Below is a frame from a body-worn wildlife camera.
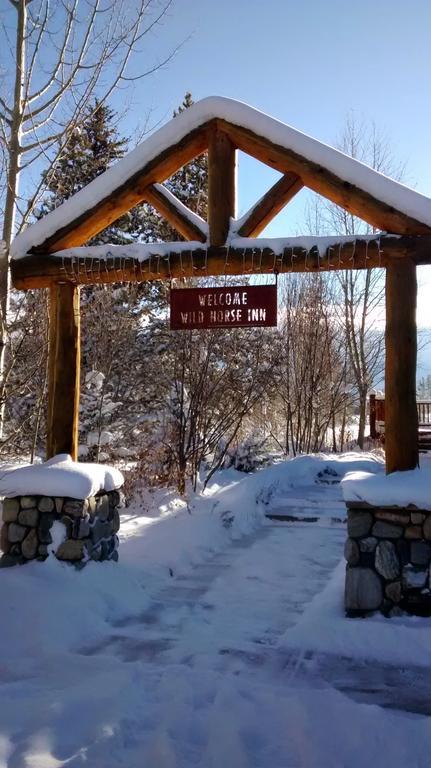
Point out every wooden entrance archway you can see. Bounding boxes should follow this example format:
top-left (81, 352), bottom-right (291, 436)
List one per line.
top-left (10, 97), bottom-right (431, 474)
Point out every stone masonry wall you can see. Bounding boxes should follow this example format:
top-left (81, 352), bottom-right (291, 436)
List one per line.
top-left (0, 490), bottom-right (122, 567)
top-left (345, 501), bottom-right (431, 616)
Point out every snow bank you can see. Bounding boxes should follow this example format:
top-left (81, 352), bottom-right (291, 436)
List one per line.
top-left (1, 454), bottom-right (430, 767)
top-left (342, 467), bottom-right (431, 509)
top-left (235, 452), bottom-right (383, 496)
top-left (0, 454), bottom-right (124, 500)
top-left (11, 96), bottom-right (431, 258)
top-left (120, 469), bottom-right (267, 581)
top-left (0, 454), bottom-right (384, 669)
top-left (0, 465), bottom-right (270, 658)
top-left (0, 550), bottom-right (150, 660)
top-left (283, 561), bottom-right (431, 668)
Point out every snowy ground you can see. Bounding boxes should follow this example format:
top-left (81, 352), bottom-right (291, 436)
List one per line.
top-left (1, 453), bottom-right (431, 767)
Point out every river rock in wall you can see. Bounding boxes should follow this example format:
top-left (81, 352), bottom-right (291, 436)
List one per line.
top-left (347, 512), bottom-right (373, 538)
top-left (375, 541), bottom-right (400, 580)
top-left (345, 567), bottom-right (383, 611)
top-left (344, 538), bottom-right (360, 565)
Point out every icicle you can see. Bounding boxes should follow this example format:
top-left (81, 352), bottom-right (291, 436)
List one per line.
top-left (226, 244), bottom-right (231, 272)
top-left (350, 239), bottom-right (356, 265)
top-left (147, 251), bottom-right (152, 278)
top-left (138, 256), bottom-right (144, 283)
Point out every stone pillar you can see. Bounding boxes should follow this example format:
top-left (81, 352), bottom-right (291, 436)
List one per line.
top-left (345, 501), bottom-right (431, 616)
top-left (0, 489), bottom-right (122, 567)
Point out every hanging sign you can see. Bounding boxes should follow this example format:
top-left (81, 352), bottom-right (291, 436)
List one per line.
top-left (170, 284), bottom-right (277, 330)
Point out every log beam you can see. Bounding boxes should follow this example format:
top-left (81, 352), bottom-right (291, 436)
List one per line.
top-left (207, 126), bottom-right (236, 246)
top-left (236, 172), bottom-right (303, 237)
top-left (385, 258), bottom-right (418, 473)
top-left (11, 237), bottom-right (431, 290)
top-left (218, 119), bottom-right (431, 236)
top-left (47, 283), bottom-right (80, 460)
top-left (143, 183), bottom-right (207, 242)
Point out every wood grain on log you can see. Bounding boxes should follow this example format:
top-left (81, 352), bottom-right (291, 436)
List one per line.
top-left (207, 126), bottom-right (236, 246)
top-left (385, 258), bottom-right (418, 472)
top-left (236, 172), bottom-right (303, 237)
top-left (46, 283), bottom-right (80, 460)
top-left (31, 126), bottom-right (209, 254)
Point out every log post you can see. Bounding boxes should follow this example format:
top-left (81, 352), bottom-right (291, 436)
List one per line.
top-left (47, 283), bottom-right (81, 460)
top-left (207, 126), bottom-right (236, 247)
top-left (385, 258), bottom-right (418, 473)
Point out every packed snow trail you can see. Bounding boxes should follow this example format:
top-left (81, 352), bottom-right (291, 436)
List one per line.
top-left (81, 521), bottom-right (345, 667)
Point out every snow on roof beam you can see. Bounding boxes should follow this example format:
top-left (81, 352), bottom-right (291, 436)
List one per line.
top-left (144, 183), bottom-right (207, 243)
top-left (11, 235), bottom-right (431, 290)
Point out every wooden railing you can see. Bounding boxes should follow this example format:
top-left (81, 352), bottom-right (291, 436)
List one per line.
top-left (370, 394), bottom-right (431, 438)
top-left (418, 401), bottom-right (431, 426)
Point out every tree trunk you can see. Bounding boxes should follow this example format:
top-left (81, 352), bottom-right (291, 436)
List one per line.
top-left (332, 411), bottom-right (337, 452)
top-left (0, 0), bottom-right (27, 439)
top-left (357, 388), bottom-right (367, 449)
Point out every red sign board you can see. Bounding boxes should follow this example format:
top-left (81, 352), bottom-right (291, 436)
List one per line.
top-left (170, 285), bottom-right (277, 330)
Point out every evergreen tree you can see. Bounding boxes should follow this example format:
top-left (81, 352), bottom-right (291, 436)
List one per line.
top-left (40, 99), bottom-right (133, 244)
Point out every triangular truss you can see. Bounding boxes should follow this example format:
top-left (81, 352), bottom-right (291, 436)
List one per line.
top-left (11, 97), bottom-right (431, 264)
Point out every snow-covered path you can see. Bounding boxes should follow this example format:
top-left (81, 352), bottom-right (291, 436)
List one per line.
top-left (3, 456), bottom-right (431, 767)
top-left (81, 521), bottom-right (345, 669)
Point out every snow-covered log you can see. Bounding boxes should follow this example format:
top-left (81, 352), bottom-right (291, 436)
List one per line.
top-left (10, 235), bottom-right (431, 289)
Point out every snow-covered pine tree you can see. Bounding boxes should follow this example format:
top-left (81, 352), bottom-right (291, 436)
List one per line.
top-left (40, 99), bottom-right (133, 244)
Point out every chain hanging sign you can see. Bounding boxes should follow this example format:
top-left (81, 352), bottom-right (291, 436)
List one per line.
top-left (170, 284), bottom-right (277, 330)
